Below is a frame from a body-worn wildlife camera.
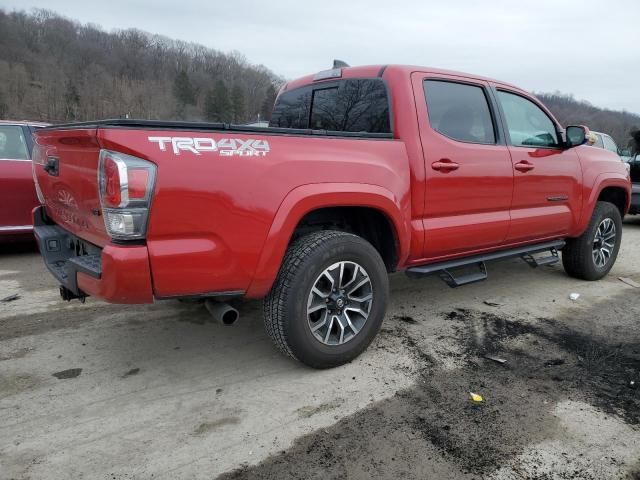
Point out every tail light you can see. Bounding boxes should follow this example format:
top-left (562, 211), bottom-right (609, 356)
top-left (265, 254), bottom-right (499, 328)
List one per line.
top-left (98, 150), bottom-right (156, 240)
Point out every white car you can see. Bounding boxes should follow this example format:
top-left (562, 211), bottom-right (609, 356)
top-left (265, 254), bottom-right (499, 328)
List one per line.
top-left (589, 131), bottom-right (621, 156)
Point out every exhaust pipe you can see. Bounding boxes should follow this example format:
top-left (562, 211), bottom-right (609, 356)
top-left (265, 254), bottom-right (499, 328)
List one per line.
top-left (205, 300), bottom-right (239, 325)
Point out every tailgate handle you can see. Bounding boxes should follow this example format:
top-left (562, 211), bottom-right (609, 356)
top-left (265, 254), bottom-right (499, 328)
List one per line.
top-left (44, 156), bottom-right (59, 177)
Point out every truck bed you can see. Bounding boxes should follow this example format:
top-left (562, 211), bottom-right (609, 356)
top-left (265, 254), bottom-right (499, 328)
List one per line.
top-left (32, 118), bottom-right (409, 300)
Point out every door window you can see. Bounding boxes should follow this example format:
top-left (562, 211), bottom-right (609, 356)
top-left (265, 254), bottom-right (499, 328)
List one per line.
top-left (497, 91), bottom-right (559, 148)
top-left (423, 80), bottom-right (495, 144)
top-left (0, 126), bottom-right (29, 160)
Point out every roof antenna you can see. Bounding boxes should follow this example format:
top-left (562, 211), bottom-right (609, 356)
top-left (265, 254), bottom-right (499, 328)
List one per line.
top-left (333, 59), bottom-right (350, 68)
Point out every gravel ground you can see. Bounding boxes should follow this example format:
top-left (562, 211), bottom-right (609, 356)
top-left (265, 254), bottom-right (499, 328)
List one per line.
top-left (1, 217), bottom-right (639, 479)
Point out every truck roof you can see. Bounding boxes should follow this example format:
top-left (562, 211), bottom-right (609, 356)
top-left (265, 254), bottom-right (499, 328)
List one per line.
top-left (284, 64), bottom-right (523, 93)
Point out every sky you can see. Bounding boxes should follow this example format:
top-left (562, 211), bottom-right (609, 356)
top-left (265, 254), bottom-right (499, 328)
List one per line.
top-left (2, 0), bottom-right (639, 114)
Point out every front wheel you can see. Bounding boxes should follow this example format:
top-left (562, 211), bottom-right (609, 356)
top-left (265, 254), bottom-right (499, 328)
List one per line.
top-left (562, 201), bottom-right (622, 280)
top-left (263, 230), bottom-right (389, 369)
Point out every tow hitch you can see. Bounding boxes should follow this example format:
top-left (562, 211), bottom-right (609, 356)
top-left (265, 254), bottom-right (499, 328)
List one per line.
top-left (59, 285), bottom-right (86, 303)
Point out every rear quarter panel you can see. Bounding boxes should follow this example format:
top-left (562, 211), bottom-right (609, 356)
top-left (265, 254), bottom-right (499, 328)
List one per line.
top-left (97, 129), bottom-right (410, 298)
top-left (0, 158), bottom-right (39, 234)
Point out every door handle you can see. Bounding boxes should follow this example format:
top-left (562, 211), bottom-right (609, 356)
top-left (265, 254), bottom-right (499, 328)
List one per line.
top-left (432, 159), bottom-right (460, 172)
top-left (514, 161), bottom-right (534, 172)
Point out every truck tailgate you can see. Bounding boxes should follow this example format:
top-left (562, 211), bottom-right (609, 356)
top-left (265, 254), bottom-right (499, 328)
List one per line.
top-left (33, 128), bottom-right (110, 247)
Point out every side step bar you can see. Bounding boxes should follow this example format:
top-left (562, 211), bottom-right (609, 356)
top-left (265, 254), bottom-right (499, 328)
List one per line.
top-left (406, 240), bottom-right (565, 288)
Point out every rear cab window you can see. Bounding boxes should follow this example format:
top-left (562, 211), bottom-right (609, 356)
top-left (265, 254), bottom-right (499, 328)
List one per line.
top-left (423, 80), bottom-right (496, 144)
top-left (0, 125), bottom-right (30, 160)
top-left (270, 79), bottom-right (391, 134)
top-left (269, 88), bottom-right (312, 129)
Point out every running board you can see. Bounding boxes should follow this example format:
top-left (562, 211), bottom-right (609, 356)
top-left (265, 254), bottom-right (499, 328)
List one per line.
top-left (406, 240), bottom-right (565, 288)
top-left (521, 249), bottom-right (560, 268)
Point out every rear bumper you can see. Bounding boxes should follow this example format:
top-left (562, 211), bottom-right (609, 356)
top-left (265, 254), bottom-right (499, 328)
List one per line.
top-left (0, 226), bottom-right (34, 244)
top-left (0, 225), bottom-right (33, 234)
top-left (33, 206), bottom-right (154, 303)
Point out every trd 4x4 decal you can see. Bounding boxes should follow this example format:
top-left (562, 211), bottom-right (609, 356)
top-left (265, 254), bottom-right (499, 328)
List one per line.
top-left (148, 137), bottom-right (270, 157)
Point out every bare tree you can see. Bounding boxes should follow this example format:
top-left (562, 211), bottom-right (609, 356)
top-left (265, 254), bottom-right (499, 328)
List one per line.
top-left (537, 92), bottom-right (640, 148)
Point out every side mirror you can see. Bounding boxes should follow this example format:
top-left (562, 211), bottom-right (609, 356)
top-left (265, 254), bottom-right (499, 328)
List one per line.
top-left (566, 125), bottom-right (590, 148)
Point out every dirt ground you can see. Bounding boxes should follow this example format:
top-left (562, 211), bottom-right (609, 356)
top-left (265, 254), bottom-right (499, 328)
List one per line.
top-left (1, 218), bottom-right (640, 479)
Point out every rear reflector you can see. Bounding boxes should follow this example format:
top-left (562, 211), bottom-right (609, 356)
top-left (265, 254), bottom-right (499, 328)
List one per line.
top-left (104, 210), bottom-right (149, 237)
top-left (127, 169), bottom-right (150, 200)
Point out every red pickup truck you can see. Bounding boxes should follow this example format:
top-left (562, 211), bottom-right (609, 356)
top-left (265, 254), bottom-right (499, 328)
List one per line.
top-left (32, 64), bottom-right (631, 368)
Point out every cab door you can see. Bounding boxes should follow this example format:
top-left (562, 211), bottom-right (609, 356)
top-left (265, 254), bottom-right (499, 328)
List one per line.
top-left (0, 125), bottom-right (39, 231)
top-left (492, 88), bottom-right (582, 242)
top-left (411, 73), bottom-right (514, 259)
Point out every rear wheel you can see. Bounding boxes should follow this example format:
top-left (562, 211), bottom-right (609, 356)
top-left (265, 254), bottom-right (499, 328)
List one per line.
top-left (562, 201), bottom-right (622, 280)
top-left (263, 230), bottom-right (389, 368)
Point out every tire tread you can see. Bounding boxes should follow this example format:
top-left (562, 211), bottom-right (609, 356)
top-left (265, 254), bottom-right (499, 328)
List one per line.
top-left (562, 201), bottom-right (622, 280)
top-left (263, 230), bottom-right (355, 360)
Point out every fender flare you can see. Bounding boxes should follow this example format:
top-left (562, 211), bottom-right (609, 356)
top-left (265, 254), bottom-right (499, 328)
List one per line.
top-left (245, 182), bottom-right (411, 297)
top-left (577, 173), bottom-right (631, 234)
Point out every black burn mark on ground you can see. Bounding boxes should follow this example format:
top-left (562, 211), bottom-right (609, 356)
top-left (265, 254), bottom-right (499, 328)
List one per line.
top-left (394, 314), bottom-right (417, 324)
top-left (448, 307), bottom-right (640, 426)
top-left (52, 368), bottom-right (82, 379)
top-left (121, 367), bottom-right (140, 378)
top-left (218, 292), bottom-right (640, 479)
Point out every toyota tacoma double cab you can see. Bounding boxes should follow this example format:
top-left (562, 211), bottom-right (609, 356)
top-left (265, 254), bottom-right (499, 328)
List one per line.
top-left (32, 64), bottom-right (631, 368)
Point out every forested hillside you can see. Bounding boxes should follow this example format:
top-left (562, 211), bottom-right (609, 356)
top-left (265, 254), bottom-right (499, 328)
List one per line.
top-left (0, 9), bottom-right (281, 123)
top-left (537, 93), bottom-right (640, 149)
